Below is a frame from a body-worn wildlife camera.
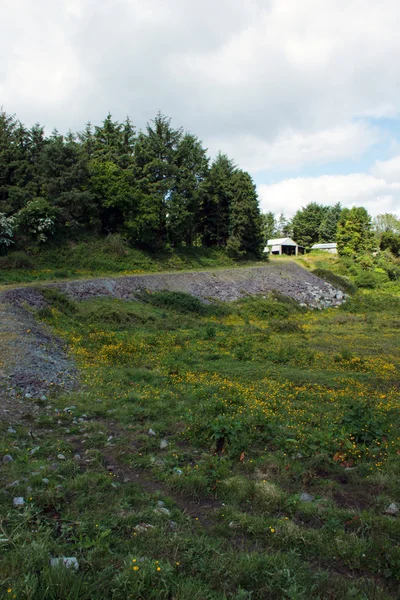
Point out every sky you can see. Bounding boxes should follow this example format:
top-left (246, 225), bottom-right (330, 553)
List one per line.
top-left (1, 0), bottom-right (400, 218)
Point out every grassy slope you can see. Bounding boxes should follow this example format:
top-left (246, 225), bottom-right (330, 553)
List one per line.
top-left (0, 254), bottom-right (399, 599)
top-left (0, 237), bottom-right (264, 286)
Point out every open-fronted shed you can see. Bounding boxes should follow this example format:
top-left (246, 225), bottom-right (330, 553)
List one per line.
top-left (264, 237), bottom-right (304, 256)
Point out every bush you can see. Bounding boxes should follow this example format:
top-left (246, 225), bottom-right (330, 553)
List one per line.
top-left (8, 251), bottom-right (35, 269)
top-left (354, 271), bottom-right (380, 289)
top-left (312, 268), bottom-right (356, 294)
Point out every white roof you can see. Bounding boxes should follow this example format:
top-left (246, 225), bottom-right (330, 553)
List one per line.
top-left (312, 243), bottom-right (337, 249)
top-left (267, 237), bottom-right (298, 246)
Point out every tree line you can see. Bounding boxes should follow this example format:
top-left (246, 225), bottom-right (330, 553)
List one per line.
top-left (263, 203), bottom-right (400, 257)
top-left (0, 109), bottom-right (264, 258)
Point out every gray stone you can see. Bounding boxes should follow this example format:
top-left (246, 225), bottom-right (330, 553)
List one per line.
top-left (148, 428), bottom-right (156, 437)
top-left (385, 503), bottom-right (399, 516)
top-left (154, 507), bottom-right (170, 516)
top-left (2, 454), bottom-right (13, 463)
top-left (50, 557), bottom-right (79, 571)
top-left (133, 523), bottom-right (154, 533)
top-left (57, 454), bottom-right (66, 460)
top-left (7, 427), bottom-right (16, 434)
top-left (42, 478), bottom-right (50, 484)
top-left (169, 520), bottom-right (178, 530)
top-left (25, 393), bottom-right (32, 399)
top-left (13, 497), bottom-right (25, 507)
top-left (74, 453), bottom-right (81, 461)
top-left (30, 446), bottom-right (40, 455)
top-left (300, 493), bottom-right (315, 503)
top-left (6, 480), bottom-right (19, 488)
top-left (160, 438), bottom-right (168, 450)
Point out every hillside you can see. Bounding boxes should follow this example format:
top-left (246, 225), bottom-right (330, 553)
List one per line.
top-left (0, 255), bottom-right (399, 599)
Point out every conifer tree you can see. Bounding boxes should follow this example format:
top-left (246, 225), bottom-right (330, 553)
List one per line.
top-left (336, 207), bottom-right (374, 256)
top-left (226, 170), bottom-right (264, 258)
top-left (198, 153), bottom-right (235, 247)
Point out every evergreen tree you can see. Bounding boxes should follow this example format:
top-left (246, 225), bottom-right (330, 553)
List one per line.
top-left (41, 131), bottom-right (98, 232)
top-left (336, 207), bottom-right (374, 257)
top-left (226, 170), bottom-right (264, 258)
top-left (167, 133), bottom-right (209, 247)
top-left (276, 213), bottom-right (291, 237)
top-left (129, 113), bottom-right (182, 247)
top-left (199, 153), bottom-right (235, 247)
top-left (291, 202), bottom-right (328, 247)
top-left (261, 211), bottom-right (277, 244)
top-left (318, 202), bottom-right (342, 242)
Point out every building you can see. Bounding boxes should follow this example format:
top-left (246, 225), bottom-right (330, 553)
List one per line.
top-left (311, 243), bottom-right (337, 254)
top-left (264, 237), bottom-right (305, 256)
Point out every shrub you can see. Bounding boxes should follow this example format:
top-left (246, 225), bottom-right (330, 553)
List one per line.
top-left (0, 212), bottom-right (16, 249)
top-left (16, 198), bottom-right (56, 243)
top-left (3, 251), bottom-right (35, 269)
top-left (354, 271), bottom-right (379, 289)
top-left (312, 268), bottom-right (357, 294)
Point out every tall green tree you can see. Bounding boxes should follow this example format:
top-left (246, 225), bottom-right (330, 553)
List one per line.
top-left (291, 202), bottom-right (328, 247)
top-left (41, 131), bottom-right (98, 232)
top-left (318, 202), bottom-right (342, 242)
top-left (129, 113), bottom-right (183, 247)
top-left (373, 213), bottom-right (400, 235)
top-left (198, 153), bottom-right (236, 247)
top-left (336, 207), bottom-right (374, 257)
top-left (226, 170), bottom-right (264, 258)
top-left (261, 211), bottom-right (277, 244)
top-left (167, 133), bottom-right (208, 247)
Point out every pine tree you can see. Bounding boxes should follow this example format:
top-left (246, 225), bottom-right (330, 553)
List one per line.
top-left (198, 153), bottom-right (236, 247)
top-left (167, 133), bottom-right (208, 247)
top-left (128, 113), bottom-right (182, 248)
top-left (226, 170), bottom-right (264, 258)
top-left (261, 211), bottom-right (277, 244)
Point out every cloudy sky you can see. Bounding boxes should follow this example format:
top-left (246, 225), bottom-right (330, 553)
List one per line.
top-left (1, 0), bottom-right (400, 218)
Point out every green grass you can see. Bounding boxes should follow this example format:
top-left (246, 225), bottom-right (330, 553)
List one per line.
top-left (0, 258), bottom-right (400, 599)
top-left (0, 236), bottom-right (263, 286)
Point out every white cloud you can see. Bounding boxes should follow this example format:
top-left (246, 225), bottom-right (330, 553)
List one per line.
top-left (206, 122), bottom-right (382, 173)
top-left (258, 165), bottom-right (400, 218)
top-left (1, 0), bottom-right (400, 219)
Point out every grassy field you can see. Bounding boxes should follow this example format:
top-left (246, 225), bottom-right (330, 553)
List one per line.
top-left (0, 255), bottom-right (399, 599)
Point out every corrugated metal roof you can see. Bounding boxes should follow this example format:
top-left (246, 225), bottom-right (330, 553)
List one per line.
top-left (312, 243), bottom-right (337, 249)
top-left (267, 238), bottom-right (297, 246)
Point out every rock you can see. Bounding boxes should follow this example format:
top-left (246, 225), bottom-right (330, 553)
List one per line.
top-left (57, 454), bottom-right (66, 460)
top-left (385, 503), bottom-right (399, 516)
top-left (2, 454), bottom-right (13, 464)
top-left (73, 453), bottom-right (81, 461)
top-left (133, 523), bottom-right (154, 533)
top-left (6, 480), bottom-right (19, 488)
top-left (173, 468), bottom-right (183, 475)
top-left (300, 493), bottom-right (315, 503)
top-left (50, 557), bottom-right (79, 571)
top-left (154, 507), bottom-right (170, 516)
top-left (30, 446), bottom-right (40, 456)
top-left (160, 438), bottom-right (168, 450)
top-left (169, 520), bottom-right (178, 530)
top-left (42, 478), bottom-right (50, 484)
top-left (157, 500), bottom-right (165, 507)
top-left (148, 428), bottom-right (156, 437)
top-left (41, 395), bottom-right (47, 401)
top-left (7, 427), bottom-right (16, 434)
top-left (25, 393), bottom-right (32, 399)
top-left (229, 521), bottom-right (239, 529)
top-left (13, 497), bottom-right (25, 507)
top-left (64, 406), bottom-right (76, 413)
